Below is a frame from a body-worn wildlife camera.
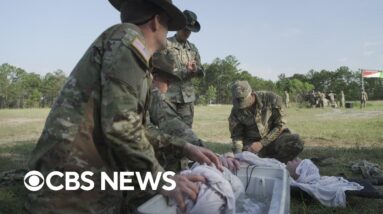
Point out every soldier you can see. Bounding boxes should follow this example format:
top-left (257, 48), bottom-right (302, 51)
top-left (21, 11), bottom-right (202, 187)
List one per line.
top-left (148, 51), bottom-right (239, 172)
top-left (361, 90), bottom-right (368, 108)
top-left (164, 10), bottom-right (204, 128)
top-left (284, 90), bottom-right (290, 108)
top-left (229, 81), bottom-right (303, 163)
top-left (340, 90), bottom-right (345, 108)
top-left (25, 1), bottom-right (221, 213)
top-left (318, 91), bottom-right (325, 108)
top-left (328, 91), bottom-right (337, 107)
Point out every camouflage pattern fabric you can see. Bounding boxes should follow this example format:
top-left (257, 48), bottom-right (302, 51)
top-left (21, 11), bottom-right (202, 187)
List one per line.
top-left (164, 35), bottom-right (205, 127)
top-left (360, 91), bottom-right (368, 108)
top-left (340, 91), bottom-right (345, 108)
top-left (229, 91), bottom-right (302, 162)
top-left (25, 23), bottom-right (171, 214)
top-left (148, 88), bottom-right (203, 171)
top-left (350, 160), bottom-right (383, 178)
top-left (258, 131), bottom-right (304, 163)
top-left (284, 91), bottom-right (290, 108)
top-left (318, 92), bottom-right (325, 108)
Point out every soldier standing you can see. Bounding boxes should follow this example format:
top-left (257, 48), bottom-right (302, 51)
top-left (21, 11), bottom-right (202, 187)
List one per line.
top-left (340, 90), bottom-right (345, 108)
top-left (25, 1), bottom-right (220, 213)
top-left (318, 91), bottom-right (325, 108)
top-left (328, 91), bottom-right (336, 107)
top-left (228, 81), bottom-right (303, 163)
top-left (149, 51), bottom-right (239, 172)
top-left (284, 90), bottom-right (290, 108)
top-left (164, 10), bottom-right (204, 128)
top-left (361, 90), bottom-right (368, 108)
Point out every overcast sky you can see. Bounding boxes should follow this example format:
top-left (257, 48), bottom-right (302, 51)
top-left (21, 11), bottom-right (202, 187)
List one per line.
top-left (1, 0), bottom-right (382, 80)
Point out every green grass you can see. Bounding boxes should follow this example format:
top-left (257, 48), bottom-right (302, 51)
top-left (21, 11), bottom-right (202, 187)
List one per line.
top-left (1, 102), bottom-right (383, 213)
top-left (0, 108), bottom-right (49, 146)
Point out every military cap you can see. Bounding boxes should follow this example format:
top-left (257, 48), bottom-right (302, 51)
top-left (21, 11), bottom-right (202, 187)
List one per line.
top-left (183, 10), bottom-right (201, 32)
top-left (109, 0), bottom-right (186, 31)
top-left (232, 80), bottom-right (253, 109)
top-left (151, 52), bottom-right (180, 82)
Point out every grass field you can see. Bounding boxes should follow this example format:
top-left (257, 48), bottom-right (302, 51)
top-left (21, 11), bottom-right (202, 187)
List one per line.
top-left (1, 101), bottom-right (383, 213)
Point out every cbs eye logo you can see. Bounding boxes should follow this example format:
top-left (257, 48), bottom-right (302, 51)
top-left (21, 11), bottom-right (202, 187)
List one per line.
top-left (24, 171), bottom-right (45, 191)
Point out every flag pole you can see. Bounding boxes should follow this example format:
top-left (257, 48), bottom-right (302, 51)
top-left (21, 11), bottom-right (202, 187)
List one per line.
top-left (360, 69), bottom-right (365, 91)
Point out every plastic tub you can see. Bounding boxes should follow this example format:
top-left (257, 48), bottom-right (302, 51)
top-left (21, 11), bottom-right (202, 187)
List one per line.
top-left (235, 164), bottom-right (290, 214)
top-left (137, 165), bottom-right (290, 214)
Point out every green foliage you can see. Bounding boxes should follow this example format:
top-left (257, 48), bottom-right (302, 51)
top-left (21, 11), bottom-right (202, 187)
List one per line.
top-left (198, 55), bottom-right (275, 104)
top-left (0, 64), bottom-right (67, 109)
top-left (205, 86), bottom-right (217, 104)
top-left (1, 58), bottom-right (382, 109)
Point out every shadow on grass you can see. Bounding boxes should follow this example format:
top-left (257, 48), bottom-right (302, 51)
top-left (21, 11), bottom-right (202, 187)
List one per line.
top-left (0, 141), bottom-right (35, 214)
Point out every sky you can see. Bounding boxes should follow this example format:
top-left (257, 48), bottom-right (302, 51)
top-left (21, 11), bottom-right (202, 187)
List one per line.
top-left (0, 0), bottom-right (382, 81)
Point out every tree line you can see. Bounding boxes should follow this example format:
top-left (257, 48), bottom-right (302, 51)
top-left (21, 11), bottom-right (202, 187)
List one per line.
top-left (1, 58), bottom-right (382, 108)
top-left (0, 63), bottom-right (67, 108)
top-left (194, 55), bottom-right (383, 105)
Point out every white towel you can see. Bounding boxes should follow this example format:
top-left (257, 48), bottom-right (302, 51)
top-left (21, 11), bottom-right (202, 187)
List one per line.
top-left (291, 159), bottom-right (364, 207)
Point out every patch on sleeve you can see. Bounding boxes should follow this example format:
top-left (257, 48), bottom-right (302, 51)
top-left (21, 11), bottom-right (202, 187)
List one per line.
top-left (131, 37), bottom-right (151, 65)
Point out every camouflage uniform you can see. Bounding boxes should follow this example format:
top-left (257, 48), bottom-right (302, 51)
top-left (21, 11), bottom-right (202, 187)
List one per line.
top-left (149, 52), bottom-right (203, 171)
top-left (148, 88), bottom-right (203, 171)
top-left (360, 91), bottom-right (368, 108)
top-left (229, 90), bottom-right (303, 163)
top-left (340, 91), bottom-right (345, 108)
top-left (284, 91), bottom-right (290, 108)
top-left (318, 92), bottom-right (325, 108)
top-left (25, 23), bottom-right (185, 214)
top-left (328, 92), bottom-right (336, 107)
top-left (165, 35), bottom-right (205, 127)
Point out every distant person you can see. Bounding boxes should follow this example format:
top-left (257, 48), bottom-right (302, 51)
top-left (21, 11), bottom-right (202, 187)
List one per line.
top-left (360, 90), bottom-right (368, 108)
top-left (164, 10), bottom-right (204, 128)
top-left (340, 90), bottom-right (345, 108)
top-left (328, 91), bottom-right (337, 107)
top-left (318, 92), bottom-right (325, 108)
top-left (284, 90), bottom-right (290, 108)
top-left (228, 80), bottom-right (303, 163)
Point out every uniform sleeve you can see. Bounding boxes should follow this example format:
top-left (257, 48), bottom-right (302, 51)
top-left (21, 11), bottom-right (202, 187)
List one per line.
top-left (145, 113), bottom-right (186, 159)
top-left (192, 45), bottom-right (205, 78)
top-left (260, 96), bottom-right (287, 146)
top-left (177, 44), bottom-right (205, 81)
top-left (100, 42), bottom-right (165, 183)
top-left (228, 110), bottom-right (245, 153)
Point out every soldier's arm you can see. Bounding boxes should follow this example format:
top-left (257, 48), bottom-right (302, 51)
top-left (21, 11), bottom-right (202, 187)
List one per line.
top-left (260, 96), bottom-right (287, 146)
top-left (177, 45), bottom-right (204, 80)
top-left (100, 45), bottom-right (166, 187)
top-left (229, 111), bottom-right (245, 153)
top-left (145, 113), bottom-right (186, 159)
top-left (192, 45), bottom-right (205, 78)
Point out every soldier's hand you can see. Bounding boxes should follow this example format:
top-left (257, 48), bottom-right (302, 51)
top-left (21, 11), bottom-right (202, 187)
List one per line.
top-left (219, 156), bottom-right (240, 173)
top-left (186, 61), bottom-right (197, 73)
top-left (248, 142), bottom-right (263, 153)
top-left (183, 143), bottom-right (223, 171)
top-left (160, 174), bottom-right (206, 212)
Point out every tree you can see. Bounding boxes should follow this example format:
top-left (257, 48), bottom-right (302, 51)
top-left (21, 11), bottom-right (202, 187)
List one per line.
top-left (205, 85), bottom-right (217, 104)
top-left (40, 70), bottom-right (67, 107)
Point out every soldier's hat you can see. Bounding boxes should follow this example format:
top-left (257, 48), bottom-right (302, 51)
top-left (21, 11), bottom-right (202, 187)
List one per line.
top-left (183, 10), bottom-right (201, 32)
top-left (151, 51), bottom-right (180, 82)
top-left (109, 0), bottom-right (186, 31)
top-left (232, 80), bottom-right (253, 109)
